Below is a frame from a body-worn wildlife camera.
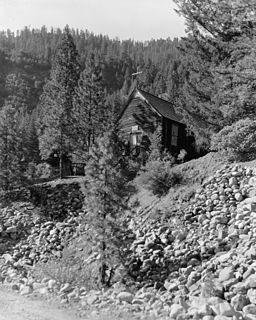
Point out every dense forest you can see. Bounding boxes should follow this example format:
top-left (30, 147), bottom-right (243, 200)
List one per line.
top-left (0, 0), bottom-right (256, 193)
top-left (0, 25), bottom-right (186, 188)
top-left (0, 26), bottom-right (182, 107)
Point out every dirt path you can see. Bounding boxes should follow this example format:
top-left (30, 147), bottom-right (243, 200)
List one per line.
top-left (0, 286), bottom-right (80, 320)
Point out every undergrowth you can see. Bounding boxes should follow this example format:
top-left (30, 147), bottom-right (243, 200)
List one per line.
top-left (32, 237), bottom-right (100, 290)
top-left (136, 158), bottom-right (182, 197)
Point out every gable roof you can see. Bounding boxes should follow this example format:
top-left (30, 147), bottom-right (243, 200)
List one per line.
top-left (135, 88), bottom-right (183, 124)
top-left (117, 87), bottom-right (184, 125)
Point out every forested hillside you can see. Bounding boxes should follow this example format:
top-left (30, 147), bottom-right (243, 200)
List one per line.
top-left (0, 26), bottom-right (182, 107)
top-left (0, 26), bottom-right (187, 190)
top-left (0, 0), bottom-right (256, 194)
top-left (2, 4), bottom-right (256, 318)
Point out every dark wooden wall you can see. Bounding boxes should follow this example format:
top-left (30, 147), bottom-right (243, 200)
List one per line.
top-left (162, 118), bottom-right (187, 154)
top-left (118, 98), bottom-right (160, 138)
top-left (119, 97), bottom-right (196, 158)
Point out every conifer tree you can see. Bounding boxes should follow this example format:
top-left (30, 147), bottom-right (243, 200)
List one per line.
top-left (215, 36), bottom-right (256, 124)
top-left (84, 127), bottom-right (129, 286)
top-left (20, 111), bottom-right (40, 164)
top-left (37, 26), bottom-right (81, 178)
top-left (173, 0), bottom-right (256, 40)
top-left (71, 54), bottom-right (109, 160)
top-left (172, 0), bottom-right (256, 149)
top-left (0, 103), bottom-right (25, 191)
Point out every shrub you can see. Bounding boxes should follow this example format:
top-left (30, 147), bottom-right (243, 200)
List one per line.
top-left (211, 118), bottom-right (256, 160)
top-left (136, 157), bottom-right (182, 197)
top-left (32, 241), bottom-right (100, 290)
top-left (35, 162), bottom-right (53, 179)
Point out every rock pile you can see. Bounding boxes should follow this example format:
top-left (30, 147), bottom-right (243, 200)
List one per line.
top-left (3, 164), bottom-right (256, 320)
top-left (29, 182), bottom-right (84, 220)
top-left (127, 165), bottom-right (256, 285)
top-left (0, 202), bottom-right (85, 267)
top-left (120, 164), bottom-right (256, 319)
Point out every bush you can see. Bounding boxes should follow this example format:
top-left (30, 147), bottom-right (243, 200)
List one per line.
top-left (32, 241), bottom-right (100, 290)
top-left (211, 118), bottom-right (256, 160)
top-left (35, 162), bottom-right (53, 179)
top-left (136, 157), bottom-right (182, 197)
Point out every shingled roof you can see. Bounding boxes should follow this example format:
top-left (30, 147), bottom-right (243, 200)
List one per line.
top-left (134, 88), bottom-right (184, 124)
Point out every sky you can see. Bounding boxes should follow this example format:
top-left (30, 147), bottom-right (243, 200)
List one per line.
top-left (0, 0), bottom-right (186, 41)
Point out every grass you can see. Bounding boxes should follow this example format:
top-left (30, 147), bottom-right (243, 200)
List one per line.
top-left (32, 235), bottom-right (101, 290)
top-left (131, 152), bottom-right (230, 224)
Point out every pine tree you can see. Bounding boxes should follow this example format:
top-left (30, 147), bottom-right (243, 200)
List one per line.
top-left (19, 110), bottom-right (41, 175)
top-left (37, 25), bottom-right (81, 178)
top-left (215, 35), bottom-right (256, 124)
top-left (83, 128), bottom-right (129, 287)
top-left (0, 103), bottom-right (25, 191)
top-left (71, 54), bottom-right (109, 161)
top-left (173, 0), bottom-right (256, 40)
top-left (172, 0), bottom-right (256, 149)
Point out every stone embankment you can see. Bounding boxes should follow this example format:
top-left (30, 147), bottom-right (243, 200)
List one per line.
top-left (2, 164), bottom-right (256, 319)
top-left (29, 181), bottom-right (84, 220)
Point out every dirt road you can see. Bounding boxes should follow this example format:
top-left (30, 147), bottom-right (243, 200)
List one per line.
top-left (0, 286), bottom-right (80, 320)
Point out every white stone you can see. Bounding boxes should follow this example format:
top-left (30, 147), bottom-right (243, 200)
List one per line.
top-left (169, 304), bottom-right (185, 319)
top-left (243, 304), bottom-right (256, 315)
top-left (59, 283), bottom-right (72, 293)
top-left (117, 291), bottom-right (134, 303)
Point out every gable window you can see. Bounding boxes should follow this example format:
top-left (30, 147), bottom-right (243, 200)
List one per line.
top-left (130, 126), bottom-right (142, 147)
top-left (130, 132), bottom-right (142, 147)
top-left (171, 123), bottom-right (179, 146)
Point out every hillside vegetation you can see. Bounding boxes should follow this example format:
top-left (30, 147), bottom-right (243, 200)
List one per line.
top-left (0, 1), bottom-right (256, 319)
top-left (1, 153), bottom-right (256, 320)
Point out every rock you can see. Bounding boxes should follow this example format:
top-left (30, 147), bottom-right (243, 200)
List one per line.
top-left (218, 266), bottom-right (234, 282)
top-left (243, 304), bottom-right (256, 315)
top-left (169, 304), bottom-right (185, 319)
top-left (117, 292), bottom-right (134, 303)
top-left (87, 294), bottom-right (98, 305)
top-left (247, 289), bottom-right (256, 304)
top-left (20, 285), bottom-right (33, 295)
top-left (2, 253), bottom-right (14, 263)
top-left (216, 252), bottom-right (233, 264)
top-left (6, 226), bottom-right (17, 233)
top-left (219, 301), bottom-right (235, 317)
top-left (230, 294), bottom-right (248, 311)
top-left (198, 303), bottom-right (213, 317)
top-left (132, 298), bottom-right (144, 305)
top-left (234, 193), bottom-right (243, 202)
top-left (38, 287), bottom-right (49, 295)
top-left (207, 298), bottom-right (231, 316)
top-left (229, 177), bottom-right (238, 186)
top-left (11, 283), bottom-right (19, 291)
top-left (59, 283), bottom-right (72, 293)
top-left (231, 282), bottom-right (247, 295)
top-left (245, 275), bottom-right (256, 289)
top-left (48, 279), bottom-right (57, 290)
top-left (164, 279), bottom-right (179, 291)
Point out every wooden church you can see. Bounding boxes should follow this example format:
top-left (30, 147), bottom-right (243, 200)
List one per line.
top-left (118, 87), bottom-right (195, 158)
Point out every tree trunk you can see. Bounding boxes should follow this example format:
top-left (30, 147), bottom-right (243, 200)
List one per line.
top-left (59, 124), bottom-right (64, 179)
top-left (59, 154), bottom-right (64, 179)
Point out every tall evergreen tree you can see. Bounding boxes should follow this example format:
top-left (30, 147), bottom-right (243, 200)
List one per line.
top-left (37, 26), bottom-right (81, 178)
top-left (20, 110), bottom-right (40, 164)
top-left (172, 0), bottom-right (256, 149)
top-left (84, 128), bottom-right (129, 286)
top-left (0, 103), bottom-right (25, 191)
top-left (173, 0), bottom-right (256, 40)
top-left (215, 35), bottom-right (256, 124)
top-left (71, 54), bottom-right (109, 160)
